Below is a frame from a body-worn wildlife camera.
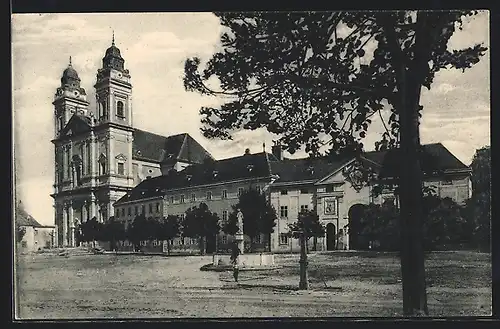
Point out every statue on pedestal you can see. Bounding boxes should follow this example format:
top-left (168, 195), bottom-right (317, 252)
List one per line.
top-left (235, 208), bottom-right (245, 255)
top-left (236, 209), bottom-right (244, 234)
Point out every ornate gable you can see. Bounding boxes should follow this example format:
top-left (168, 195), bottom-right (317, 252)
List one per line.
top-left (59, 114), bottom-right (91, 138)
top-left (115, 153), bottom-right (127, 161)
top-left (314, 157), bottom-right (379, 192)
top-left (341, 158), bottom-right (378, 192)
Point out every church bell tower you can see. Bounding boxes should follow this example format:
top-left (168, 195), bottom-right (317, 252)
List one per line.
top-left (92, 32), bottom-right (135, 222)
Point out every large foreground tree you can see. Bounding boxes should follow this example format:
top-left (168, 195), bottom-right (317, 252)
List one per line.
top-left (184, 11), bottom-right (487, 315)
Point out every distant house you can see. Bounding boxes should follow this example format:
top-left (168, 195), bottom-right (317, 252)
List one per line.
top-left (16, 205), bottom-right (57, 252)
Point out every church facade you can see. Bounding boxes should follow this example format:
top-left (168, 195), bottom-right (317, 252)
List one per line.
top-left (51, 38), bottom-right (213, 247)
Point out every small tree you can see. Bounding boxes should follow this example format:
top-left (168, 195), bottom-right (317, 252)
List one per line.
top-left (17, 226), bottom-right (26, 244)
top-left (158, 215), bottom-right (181, 255)
top-left (183, 203), bottom-right (221, 255)
top-left (80, 217), bottom-right (103, 248)
top-left (467, 146), bottom-right (491, 252)
top-left (288, 210), bottom-right (325, 252)
top-left (101, 216), bottom-right (127, 251)
top-left (230, 188), bottom-right (277, 252)
top-left (422, 195), bottom-right (469, 250)
top-left (127, 214), bottom-right (150, 251)
top-left (357, 203), bottom-right (400, 251)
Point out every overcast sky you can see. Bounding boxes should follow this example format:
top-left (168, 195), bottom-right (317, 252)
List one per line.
top-left (12, 12), bottom-right (490, 225)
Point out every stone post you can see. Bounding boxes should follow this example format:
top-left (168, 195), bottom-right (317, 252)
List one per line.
top-left (299, 231), bottom-right (309, 290)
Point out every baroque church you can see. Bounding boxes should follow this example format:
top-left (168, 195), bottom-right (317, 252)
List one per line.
top-left (51, 37), bottom-right (214, 247)
top-left (52, 36), bottom-right (472, 251)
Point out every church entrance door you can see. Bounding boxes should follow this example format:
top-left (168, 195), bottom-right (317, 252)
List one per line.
top-left (326, 223), bottom-right (336, 251)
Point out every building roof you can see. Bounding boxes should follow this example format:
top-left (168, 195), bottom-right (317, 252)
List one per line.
top-left (115, 142), bottom-right (470, 205)
top-left (132, 129), bottom-right (214, 164)
top-left (115, 152), bottom-right (275, 205)
top-left (363, 143), bottom-right (469, 178)
top-left (269, 157), bottom-right (353, 183)
top-left (16, 205), bottom-right (43, 228)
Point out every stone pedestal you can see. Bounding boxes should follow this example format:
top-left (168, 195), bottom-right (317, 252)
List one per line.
top-left (213, 253), bottom-right (275, 268)
top-left (235, 233), bottom-right (244, 255)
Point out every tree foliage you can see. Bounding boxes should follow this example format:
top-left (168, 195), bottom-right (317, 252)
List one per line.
top-left (465, 146), bottom-right (491, 252)
top-left (354, 196), bottom-right (471, 252)
top-left (184, 11), bottom-right (486, 155)
top-left (226, 188), bottom-right (277, 251)
top-left (288, 210), bottom-right (325, 239)
top-left (288, 210), bottom-right (325, 252)
top-left (17, 227), bottom-right (26, 243)
top-left (183, 203), bottom-right (221, 254)
top-left (349, 201), bottom-right (400, 251)
top-left (79, 217), bottom-right (104, 246)
top-left (100, 216), bottom-right (127, 250)
top-left (126, 214), bottom-right (151, 250)
top-left (158, 215), bottom-right (181, 255)
top-left (421, 196), bottom-right (470, 250)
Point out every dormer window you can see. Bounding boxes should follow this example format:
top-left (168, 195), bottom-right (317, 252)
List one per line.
top-left (247, 164), bottom-right (254, 172)
top-left (307, 166), bottom-right (315, 175)
top-left (186, 174), bottom-right (192, 181)
top-left (212, 170), bottom-right (218, 178)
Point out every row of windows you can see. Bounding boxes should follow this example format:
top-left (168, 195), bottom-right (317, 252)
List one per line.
top-left (116, 206), bottom-right (231, 225)
top-left (97, 100), bottom-right (126, 120)
top-left (278, 204), bottom-right (312, 218)
top-left (280, 188), bottom-right (311, 195)
top-left (98, 158), bottom-right (126, 176)
top-left (168, 186), bottom-right (259, 204)
top-left (279, 185), bottom-right (342, 196)
top-left (116, 202), bottom-right (161, 218)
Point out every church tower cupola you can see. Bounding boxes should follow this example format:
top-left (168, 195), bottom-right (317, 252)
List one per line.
top-left (55, 57), bottom-right (88, 102)
top-left (94, 32), bottom-right (133, 127)
top-left (102, 31), bottom-right (125, 72)
top-left (53, 57), bottom-right (90, 136)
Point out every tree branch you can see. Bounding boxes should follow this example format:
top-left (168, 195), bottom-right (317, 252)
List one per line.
top-left (378, 109), bottom-right (391, 135)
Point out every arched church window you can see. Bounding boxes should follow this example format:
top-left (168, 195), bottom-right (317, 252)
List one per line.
top-left (99, 101), bottom-right (107, 120)
top-left (117, 162), bottom-right (125, 176)
top-left (98, 154), bottom-right (107, 175)
top-left (58, 117), bottom-right (64, 132)
top-left (72, 155), bottom-right (83, 186)
top-left (116, 101), bottom-right (124, 118)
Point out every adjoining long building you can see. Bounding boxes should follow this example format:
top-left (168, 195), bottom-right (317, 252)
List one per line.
top-left (114, 143), bottom-right (471, 252)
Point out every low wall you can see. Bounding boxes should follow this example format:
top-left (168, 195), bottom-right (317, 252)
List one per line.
top-left (213, 253), bottom-right (275, 267)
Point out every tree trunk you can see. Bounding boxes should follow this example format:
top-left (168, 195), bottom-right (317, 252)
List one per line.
top-left (200, 236), bottom-right (206, 255)
top-left (167, 240), bottom-right (171, 255)
top-left (313, 236), bottom-right (318, 252)
top-left (382, 12), bottom-right (431, 316)
top-left (268, 233), bottom-right (272, 252)
top-left (299, 232), bottom-right (309, 290)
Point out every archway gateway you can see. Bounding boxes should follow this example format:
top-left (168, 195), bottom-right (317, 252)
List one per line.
top-left (326, 223), bottom-right (336, 251)
top-left (348, 203), bottom-right (367, 250)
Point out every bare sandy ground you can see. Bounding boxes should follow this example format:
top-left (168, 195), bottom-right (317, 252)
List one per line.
top-left (15, 251), bottom-right (491, 319)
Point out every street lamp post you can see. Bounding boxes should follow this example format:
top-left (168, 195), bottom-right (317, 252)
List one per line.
top-left (298, 230), bottom-right (309, 290)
